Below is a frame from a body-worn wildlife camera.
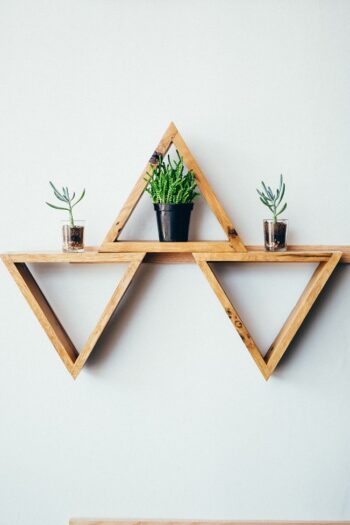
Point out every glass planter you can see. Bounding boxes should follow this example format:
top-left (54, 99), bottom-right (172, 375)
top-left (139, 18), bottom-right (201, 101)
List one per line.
top-left (62, 220), bottom-right (85, 252)
top-left (263, 219), bottom-right (288, 252)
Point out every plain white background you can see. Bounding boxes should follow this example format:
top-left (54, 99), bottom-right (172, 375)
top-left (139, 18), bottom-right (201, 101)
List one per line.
top-left (1, 1), bottom-right (350, 524)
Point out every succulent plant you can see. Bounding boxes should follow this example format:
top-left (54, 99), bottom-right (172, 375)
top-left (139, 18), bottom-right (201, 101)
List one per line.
top-left (257, 174), bottom-right (287, 223)
top-left (145, 150), bottom-right (200, 204)
top-left (46, 181), bottom-right (85, 227)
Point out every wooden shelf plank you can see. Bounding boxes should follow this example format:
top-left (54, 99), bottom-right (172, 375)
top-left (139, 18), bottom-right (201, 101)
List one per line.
top-left (194, 251), bottom-right (342, 380)
top-left (99, 241), bottom-right (236, 253)
top-left (3, 246), bottom-right (350, 263)
top-left (249, 245), bottom-right (350, 263)
top-left (1, 252), bottom-right (144, 263)
top-left (98, 242), bottom-right (350, 260)
top-left (71, 256), bottom-right (145, 379)
top-left (195, 251), bottom-right (342, 263)
top-left (103, 122), bottom-right (179, 244)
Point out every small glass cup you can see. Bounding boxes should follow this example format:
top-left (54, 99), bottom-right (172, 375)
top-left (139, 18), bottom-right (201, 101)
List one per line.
top-left (263, 219), bottom-right (288, 252)
top-left (62, 220), bottom-right (85, 253)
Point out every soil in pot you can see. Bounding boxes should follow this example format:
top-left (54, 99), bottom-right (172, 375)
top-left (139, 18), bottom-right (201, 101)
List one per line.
top-left (62, 224), bottom-right (85, 252)
top-left (263, 219), bottom-right (287, 251)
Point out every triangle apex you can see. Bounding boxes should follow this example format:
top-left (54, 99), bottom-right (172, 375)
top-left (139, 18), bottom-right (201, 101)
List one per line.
top-left (168, 121), bottom-right (178, 132)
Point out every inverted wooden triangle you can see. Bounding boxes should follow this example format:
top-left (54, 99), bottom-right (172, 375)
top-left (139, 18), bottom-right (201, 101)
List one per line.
top-left (194, 251), bottom-right (341, 379)
top-left (101, 121), bottom-right (246, 252)
top-left (1, 253), bottom-right (145, 379)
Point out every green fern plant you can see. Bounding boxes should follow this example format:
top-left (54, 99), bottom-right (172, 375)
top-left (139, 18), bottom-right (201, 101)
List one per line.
top-left (46, 181), bottom-right (85, 227)
top-left (257, 174), bottom-right (287, 223)
top-left (145, 150), bottom-right (200, 204)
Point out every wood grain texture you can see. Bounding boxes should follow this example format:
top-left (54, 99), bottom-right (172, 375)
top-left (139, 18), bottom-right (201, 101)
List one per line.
top-left (99, 241), bottom-right (236, 253)
top-left (1, 253), bottom-right (145, 378)
top-left (194, 251), bottom-right (342, 380)
top-left (1, 246), bottom-right (344, 378)
top-left (102, 122), bottom-right (178, 244)
top-left (248, 245), bottom-right (350, 263)
top-left (195, 257), bottom-right (269, 379)
top-left (3, 251), bottom-right (145, 263)
top-left (172, 129), bottom-right (246, 251)
top-left (97, 244), bottom-right (350, 262)
top-left (4, 246), bottom-right (350, 263)
top-left (194, 251), bottom-right (337, 262)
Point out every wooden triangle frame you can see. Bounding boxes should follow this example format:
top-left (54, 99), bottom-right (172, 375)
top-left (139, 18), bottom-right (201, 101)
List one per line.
top-left (101, 121), bottom-right (246, 252)
top-left (194, 251), bottom-right (342, 380)
top-left (1, 253), bottom-right (145, 379)
top-left (1, 124), bottom-right (347, 380)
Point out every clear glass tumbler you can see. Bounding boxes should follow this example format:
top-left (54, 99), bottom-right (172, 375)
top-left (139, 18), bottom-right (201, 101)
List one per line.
top-left (62, 220), bottom-right (85, 252)
top-left (263, 219), bottom-right (288, 252)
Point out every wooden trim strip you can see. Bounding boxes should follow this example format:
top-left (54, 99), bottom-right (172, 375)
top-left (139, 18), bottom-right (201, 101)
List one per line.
top-left (99, 242), bottom-right (236, 254)
top-left (69, 518), bottom-right (350, 525)
top-left (193, 252), bottom-right (337, 263)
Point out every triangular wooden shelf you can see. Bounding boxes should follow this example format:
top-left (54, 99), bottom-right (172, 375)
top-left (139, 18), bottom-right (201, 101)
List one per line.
top-left (1, 248), bottom-right (346, 379)
top-left (2, 123), bottom-right (349, 380)
top-left (100, 121), bottom-right (246, 253)
top-left (1, 252), bottom-right (145, 379)
top-left (194, 251), bottom-right (342, 380)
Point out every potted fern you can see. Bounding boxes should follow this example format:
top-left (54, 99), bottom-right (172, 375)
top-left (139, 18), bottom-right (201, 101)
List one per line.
top-left (46, 182), bottom-right (86, 252)
top-left (256, 175), bottom-right (288, 251)
top-left (145, 150), bottom-right (200, 241)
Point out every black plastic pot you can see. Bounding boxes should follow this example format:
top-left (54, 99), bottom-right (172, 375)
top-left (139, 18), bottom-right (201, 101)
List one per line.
top-left (154, 203), bottom-right (194, 242)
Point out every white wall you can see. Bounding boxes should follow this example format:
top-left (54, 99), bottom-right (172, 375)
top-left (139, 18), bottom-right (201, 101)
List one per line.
top-left (1, 1), bottom-right (350, 524)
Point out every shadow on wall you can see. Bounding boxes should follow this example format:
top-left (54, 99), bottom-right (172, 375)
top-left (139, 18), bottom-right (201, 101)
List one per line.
top-left (85, 263), bottom-right (157, 371)
top-left (83, 262), bottom-right (348, 380)
top-left (273, 264), bottom-right (348, 378)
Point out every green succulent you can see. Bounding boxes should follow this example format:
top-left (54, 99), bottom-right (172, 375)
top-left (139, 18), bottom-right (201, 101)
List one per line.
top-left (145, 150), bottom-right (200, 204)
top-left (46, 181), bottom-right (85, 227)
top-left (257, 174), bottom-right (287, 223)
